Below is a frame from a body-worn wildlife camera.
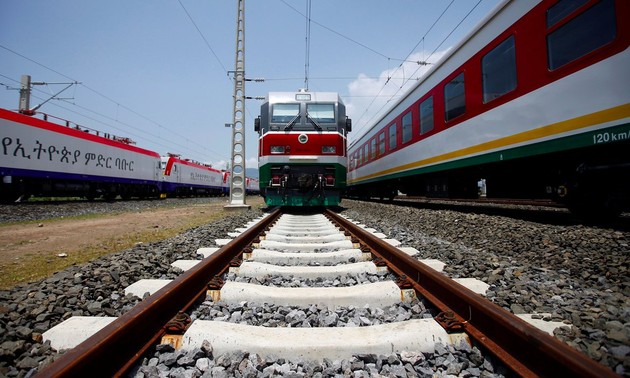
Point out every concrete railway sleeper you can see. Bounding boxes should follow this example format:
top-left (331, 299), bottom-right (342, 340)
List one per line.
top-left (36, 209), bottom-right (617, 377)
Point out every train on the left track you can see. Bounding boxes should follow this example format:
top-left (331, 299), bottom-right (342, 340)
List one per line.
top-left (254, 90), bottom-right (351, 206)
top-left (0, 107), bottom-right (259, 202)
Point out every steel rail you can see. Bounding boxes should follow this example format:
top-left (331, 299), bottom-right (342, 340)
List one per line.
top-left (325, 209), bottom-right (617, 378)
top-left (36, 208), bottom-right (282, 378)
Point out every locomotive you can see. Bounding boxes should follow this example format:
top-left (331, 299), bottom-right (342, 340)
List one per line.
top-left (255, 90), bottom-right (351, 206)
top-left (0, 107), bottom-right (259, 201)
top-left (161, 154), bottom-right (225, 197)
top-left (346, 0), bottom-right (630, 218)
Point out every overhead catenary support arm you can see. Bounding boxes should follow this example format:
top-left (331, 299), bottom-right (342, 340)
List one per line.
top-left (18, 74), bottom-right (79, 115)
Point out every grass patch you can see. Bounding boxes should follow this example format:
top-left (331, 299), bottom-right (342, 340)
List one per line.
top-left (0, 207), bottom-right (233, 290)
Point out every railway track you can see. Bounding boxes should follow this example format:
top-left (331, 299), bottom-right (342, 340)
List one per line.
top-left (353, 196), bottom-right (630, 229)
top-left (36, 208), bottom-right (617, 377)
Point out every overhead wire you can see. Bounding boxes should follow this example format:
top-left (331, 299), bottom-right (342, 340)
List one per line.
top-left (274, 0), bottom-right (470, 138)
top-left (0, 44), bottom-right (230, 164)
top-left (304, 0), bottom-right (312, 90)
top-left (279, 0), bottom-right (424, 65)
top-left (351, 0), bottom-right (455, 134)
top-left (177, 0), bottom-right (230, 76)
top-left (352, 0), bottom-right (484, 138)
top-left (0, 71), bottom-right (227, 162)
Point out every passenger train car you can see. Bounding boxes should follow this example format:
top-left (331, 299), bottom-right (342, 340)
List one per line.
top-left (0, 107), bottom-right (259, 201)
top-left (255, 91), bottom-right (351, 206)
top-left (346, 0), bottom-right (630, 217)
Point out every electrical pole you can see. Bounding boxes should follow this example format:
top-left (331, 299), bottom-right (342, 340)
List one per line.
top-left (225, 0), bottom-right (250, 210)
top-left (17, 74), bottom-right (79, 116)
top-left (19, 75), bottom-right (31, 113)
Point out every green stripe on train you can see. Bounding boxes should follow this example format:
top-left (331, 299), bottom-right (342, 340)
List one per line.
top-left (351, 122), bottom-right (630, 186)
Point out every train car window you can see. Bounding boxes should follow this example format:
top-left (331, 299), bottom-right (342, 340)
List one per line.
top-left (306, 104), bottom-right (335, 123)
top-left (363, 145), bottom-right (370, 163)
top-left (444, 73), bottom-right (466, 122)
top-left (547, 0), bottom-right (616, 70)
top-left (419, 96), bottom-right (434, 134)
top-left (271, 104), bottom-right (300, 123)
top-left (482, 35), bottom-right (517, 103)
top-left (378, 132), bottom-right (386, 156)
top-left (402, 112), bottom-right (412, 144)
top-left (389, 123), bottom-right (397, 150)
top-left (547, 0), bottom-right (589, 28)
top-left (370, 139), bottom-right (377, 159)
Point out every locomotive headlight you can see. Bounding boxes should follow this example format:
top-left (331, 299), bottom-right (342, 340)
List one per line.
top-left (270, 146), bottom-right (285, 154)
top-left (322, 146), bottom-right (336, 154)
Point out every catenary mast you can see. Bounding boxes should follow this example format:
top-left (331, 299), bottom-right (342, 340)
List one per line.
top-left (225, 0), bottom-right (250, 210)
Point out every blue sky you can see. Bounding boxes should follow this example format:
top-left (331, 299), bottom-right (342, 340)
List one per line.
top-left (0, 0), bottom-right (500, 170)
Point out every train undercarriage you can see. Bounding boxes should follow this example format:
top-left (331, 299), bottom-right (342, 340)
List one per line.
top-left (261, 164), bottom-right (343, 207)
top-left (0, 175), bottom-right (161, 202)
top-left (345, 142), bottom-right (630, 219)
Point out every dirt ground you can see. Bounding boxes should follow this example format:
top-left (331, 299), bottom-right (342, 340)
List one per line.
top-left (0, 197), bottom-right (264, 289)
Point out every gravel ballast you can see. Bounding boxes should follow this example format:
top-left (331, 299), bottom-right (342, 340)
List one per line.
top-left (0, 198), bottom-right (627, 377)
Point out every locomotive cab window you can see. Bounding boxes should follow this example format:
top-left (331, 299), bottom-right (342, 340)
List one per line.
top-left (271, 104), bottom-right (300, 124)
top-left (547, 0), bottom-right (616, 70)
top-left (482, 35), bottom-right (517, 103)
top-left (306, 104), bottom-right (335, 123)
top-left (444, 72), bottom-right (466, 122)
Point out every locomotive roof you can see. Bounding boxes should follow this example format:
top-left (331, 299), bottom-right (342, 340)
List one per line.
top-left (266, 91), bottom-right (342, 104)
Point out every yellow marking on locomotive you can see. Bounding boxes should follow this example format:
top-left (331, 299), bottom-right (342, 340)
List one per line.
top-left (349, 103), bottom-right (630, 184)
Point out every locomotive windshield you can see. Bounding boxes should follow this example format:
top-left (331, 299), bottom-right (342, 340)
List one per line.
top-left (306, 104), bottom-right (335, 123)
top-left (271, 104), bottom-right (300, 123)
top-left (270, 102), bottom-right (337, 131)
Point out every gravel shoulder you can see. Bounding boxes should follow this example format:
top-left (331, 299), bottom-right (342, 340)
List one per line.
top-left (0, 198), bottom-right (627, 377)
top-left (0, 197), bottom-right (265, 289)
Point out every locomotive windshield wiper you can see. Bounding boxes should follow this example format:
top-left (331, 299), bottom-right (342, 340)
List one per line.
top-left (283, 114), bottom-right (301, 131)
top-left (306, 113), bottom-right (322, 131)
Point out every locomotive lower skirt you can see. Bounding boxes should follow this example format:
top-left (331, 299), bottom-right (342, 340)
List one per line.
top-left (263, 187), bottom-right (341, 207)
top-left (259, 163), bottom-right (346, 207)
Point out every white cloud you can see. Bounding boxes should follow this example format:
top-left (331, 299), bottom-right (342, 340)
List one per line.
top-left (245, 157), bottom-right (259, 170)
top-left (345, 50), bottom-right (448, 140)
top-left (208, 159), bottom-right (228, 170)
